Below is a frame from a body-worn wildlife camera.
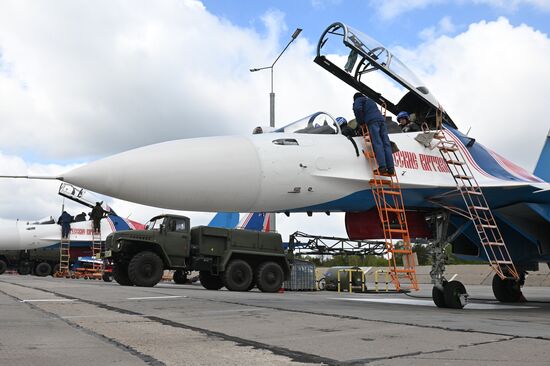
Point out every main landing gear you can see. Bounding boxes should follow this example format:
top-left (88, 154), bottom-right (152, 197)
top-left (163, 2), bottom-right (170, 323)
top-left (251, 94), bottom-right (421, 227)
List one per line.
top-left (427, 212), bottom-right (527, 308)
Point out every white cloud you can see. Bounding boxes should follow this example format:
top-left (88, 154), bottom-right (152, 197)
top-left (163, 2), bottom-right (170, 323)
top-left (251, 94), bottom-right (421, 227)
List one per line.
top-left (419, 16), bottom-right (457, 40)
top-left (399, 17), bottom-right (550, 169)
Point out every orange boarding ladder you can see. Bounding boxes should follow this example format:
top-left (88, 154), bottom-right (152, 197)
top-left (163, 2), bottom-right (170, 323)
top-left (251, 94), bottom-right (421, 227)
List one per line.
top-left (91, 227), bottom-right (103, 273)
top-left (58, 235), bottom-right (71, 277)
top-left (360, 122), bottom-right (419, 291)
top-left (433, 109), bottom-right (519, 281)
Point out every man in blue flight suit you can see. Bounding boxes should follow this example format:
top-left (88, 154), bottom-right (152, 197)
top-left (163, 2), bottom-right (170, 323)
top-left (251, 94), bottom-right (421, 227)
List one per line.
top-left (57, 210), bottom-right (73, 239)
top-left (352, 93), bottom-right (395, 175)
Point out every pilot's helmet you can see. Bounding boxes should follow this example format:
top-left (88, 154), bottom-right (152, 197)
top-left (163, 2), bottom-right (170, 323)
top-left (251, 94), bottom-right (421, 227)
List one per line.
top-left (336, 117), bottom-right (348, 126)
top-left (397, 111), bottom-right (410, 121)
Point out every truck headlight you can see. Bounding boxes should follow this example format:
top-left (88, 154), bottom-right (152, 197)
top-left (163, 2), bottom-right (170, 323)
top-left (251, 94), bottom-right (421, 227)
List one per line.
top-left (116, 241), bottom-right (122, 249)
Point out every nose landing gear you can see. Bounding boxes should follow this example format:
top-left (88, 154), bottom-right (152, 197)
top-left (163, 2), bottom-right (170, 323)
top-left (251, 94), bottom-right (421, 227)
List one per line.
top-left (428, 212), bottom-right (469, 309)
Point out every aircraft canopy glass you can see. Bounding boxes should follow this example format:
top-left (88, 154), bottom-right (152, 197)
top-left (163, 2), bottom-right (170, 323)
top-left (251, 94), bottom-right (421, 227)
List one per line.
top-left (344, 25), bottom-right (440, 108)
top-left (273, 112), bottom-right (340, 135)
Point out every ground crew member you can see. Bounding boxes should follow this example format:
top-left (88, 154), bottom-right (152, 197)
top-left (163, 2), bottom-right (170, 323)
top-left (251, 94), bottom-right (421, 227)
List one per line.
top-left (90, 202), bottom-right (106, 232)
top-left (397, 111), bottom-right (420, 133)
top-left (57, 211), bottom-right (73, 238)
top-left (352, 93), bottom-right (395, 175)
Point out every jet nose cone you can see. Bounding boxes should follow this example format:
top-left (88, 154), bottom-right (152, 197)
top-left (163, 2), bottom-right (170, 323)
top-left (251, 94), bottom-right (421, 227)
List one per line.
top-left (63, 136), bottom-right (262, 211)
top-left (0, 220), bottom-right (21, 250)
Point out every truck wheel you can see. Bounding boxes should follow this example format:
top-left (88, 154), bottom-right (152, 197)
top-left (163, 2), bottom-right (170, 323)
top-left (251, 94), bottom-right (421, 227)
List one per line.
top-left (128, 252), bottom-right (164, 287)
top-left (35, 262), bottom-right (52, 277)
top-left (113, 262), bottom-right (133, 286)
top-left (0, 259), bottom-right (7, 275)
top-left (199, 271), bottom-right (224, 290)
top-left (256, 261), bottom-right (284, 293)
top-left (223, 259), bottom-right (254, 291)
top-left (173, 270), bottom-right (187, 285)
top-left (102, 273), bottom-right (112, 282)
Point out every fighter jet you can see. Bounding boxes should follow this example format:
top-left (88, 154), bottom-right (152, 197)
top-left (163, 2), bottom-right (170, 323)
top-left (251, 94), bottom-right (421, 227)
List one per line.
top-left (2, 23), bottom-right (549, 307)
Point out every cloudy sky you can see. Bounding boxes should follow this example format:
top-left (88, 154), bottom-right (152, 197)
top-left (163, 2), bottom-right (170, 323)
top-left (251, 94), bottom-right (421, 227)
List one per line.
top-left (0, 0), bottom-right (549, 238)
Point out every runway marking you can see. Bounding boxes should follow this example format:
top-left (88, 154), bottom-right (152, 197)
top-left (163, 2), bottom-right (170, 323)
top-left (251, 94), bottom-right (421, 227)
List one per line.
top-left (127, 295), bottom-right (184, 300)
top-left (331, 297), bottom-right (536, 310)
top-left (21, 299), bottom-right (76, 303)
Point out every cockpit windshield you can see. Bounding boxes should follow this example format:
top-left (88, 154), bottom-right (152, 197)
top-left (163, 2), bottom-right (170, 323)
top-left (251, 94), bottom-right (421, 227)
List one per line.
top-left (30, 216), bottom-right (55, 225)
top-left (273, 112), bottom-right (340, 134)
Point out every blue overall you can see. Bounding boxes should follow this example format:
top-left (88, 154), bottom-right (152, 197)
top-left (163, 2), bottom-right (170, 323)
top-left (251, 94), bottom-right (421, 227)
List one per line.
top-left (353, 96), bottom-right (394, 170)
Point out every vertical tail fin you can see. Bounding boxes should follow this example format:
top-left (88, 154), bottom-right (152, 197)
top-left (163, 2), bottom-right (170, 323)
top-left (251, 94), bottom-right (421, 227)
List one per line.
top-left (207, 212), bottom-right (240, 229)
top-left (534, 129), bottom-right (550, 182)
top-left (237, 212), bottom-right (270, 231)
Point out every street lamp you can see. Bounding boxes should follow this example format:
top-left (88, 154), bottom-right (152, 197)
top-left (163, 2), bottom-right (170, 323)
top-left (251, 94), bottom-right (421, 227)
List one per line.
top-left (250, 27), bottom-right (302, 128)
top-left (250, 27), bottom-right (302, 233)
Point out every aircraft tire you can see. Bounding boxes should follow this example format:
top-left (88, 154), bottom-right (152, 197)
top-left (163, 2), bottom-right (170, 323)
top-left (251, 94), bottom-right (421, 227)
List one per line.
top-left (0, 259), bottom-right (7, 275)
top-left (35, 262), bottom-right (51, 277)
top-left (256, 261), bottom-right (284, 293)
top-left (443, 280), bottom-right (467, 309)
top-left (223, 259), bottom-right (253, 291)
top-left (127, 251), bottom-right (164, 287)
top-left (432, 285), bottom-right (447, 308)
top-left (492, 274), bottom-right (523, 302)
top-left (199, 271), bottom-right (224, 290)
top-left (113, 262), bottom-right (133, 286)
top-left (17, 262), bottom-right (31, 276)
top-left (173, 270), bottom-right (187, 284)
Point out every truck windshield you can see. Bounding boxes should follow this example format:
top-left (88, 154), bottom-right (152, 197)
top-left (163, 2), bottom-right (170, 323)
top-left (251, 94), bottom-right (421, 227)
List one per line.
top-left (145, 218), bottom-right (164, 230)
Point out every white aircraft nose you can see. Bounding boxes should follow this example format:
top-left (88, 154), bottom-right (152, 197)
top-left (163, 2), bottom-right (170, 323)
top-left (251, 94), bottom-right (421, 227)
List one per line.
top-left (63, 136), bottom-right (262, 212)
top-left (0, 220), bottom-right (21, 250)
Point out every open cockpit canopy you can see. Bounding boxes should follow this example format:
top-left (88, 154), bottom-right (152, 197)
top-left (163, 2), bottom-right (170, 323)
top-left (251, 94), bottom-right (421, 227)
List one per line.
top-left (314, 22), bottom-right (456, 129)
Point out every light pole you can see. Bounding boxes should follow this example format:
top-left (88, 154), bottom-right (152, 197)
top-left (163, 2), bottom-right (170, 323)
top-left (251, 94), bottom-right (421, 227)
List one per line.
top-left (250, 27), bottom-right (302, 233)
top-left (250, 27), bottom-right (302, 128)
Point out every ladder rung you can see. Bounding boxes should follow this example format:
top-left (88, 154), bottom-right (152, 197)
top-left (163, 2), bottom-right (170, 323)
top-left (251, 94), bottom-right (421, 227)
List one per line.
top-left (388, 229), bottom-right (408, 234)
top-left (391, 249), bottom-right (413, 254)
top-left (479, 224), bottom-right (498, 229)
top-left (381, 190), bottom-right (400, 195)
top-left (484, 242), bottom-right (505, 246)
top-left (464, 189), bottom-right (483, 195)
top-left (495, 260), bottom-right (513, 264)
top-left (446, 159), bottom-right (464, 165)
top-left (382, 207), bottom-right (404, 213)
top-left (369, 179), bottom-right (393, 186)
top-left (439, 147), bottom-right (458, 152)
top-left (470, 205), bottom-right (490, 211)
top-left (454, 175), bottom-right (473, 180)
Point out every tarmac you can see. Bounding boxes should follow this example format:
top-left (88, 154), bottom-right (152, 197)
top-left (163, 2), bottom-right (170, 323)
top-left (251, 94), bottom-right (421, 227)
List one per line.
top-left (1, 275), bottom-right (550, 366)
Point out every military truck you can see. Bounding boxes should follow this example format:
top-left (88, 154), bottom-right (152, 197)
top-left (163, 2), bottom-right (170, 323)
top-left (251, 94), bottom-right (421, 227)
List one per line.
top-left (104, 214), bottom-right (290, 291)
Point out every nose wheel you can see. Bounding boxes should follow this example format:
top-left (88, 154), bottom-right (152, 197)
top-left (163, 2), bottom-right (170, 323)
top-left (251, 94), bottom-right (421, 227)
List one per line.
top-left (432, 280), bottom-right (468, 309)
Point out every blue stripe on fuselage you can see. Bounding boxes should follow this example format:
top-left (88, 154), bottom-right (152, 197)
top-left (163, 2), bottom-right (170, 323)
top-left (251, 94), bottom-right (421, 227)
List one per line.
top-left (107, 214), bottom-right (130, 231)
top-left (445, 126), bottom-right (536, 182)
top-left (291, 185), bottom-right (544, 213)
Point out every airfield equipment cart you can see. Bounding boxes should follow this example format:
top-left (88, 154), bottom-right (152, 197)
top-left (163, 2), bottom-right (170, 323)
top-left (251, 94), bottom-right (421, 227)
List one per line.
top-left (103, 214), bottom-right (290, 291)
